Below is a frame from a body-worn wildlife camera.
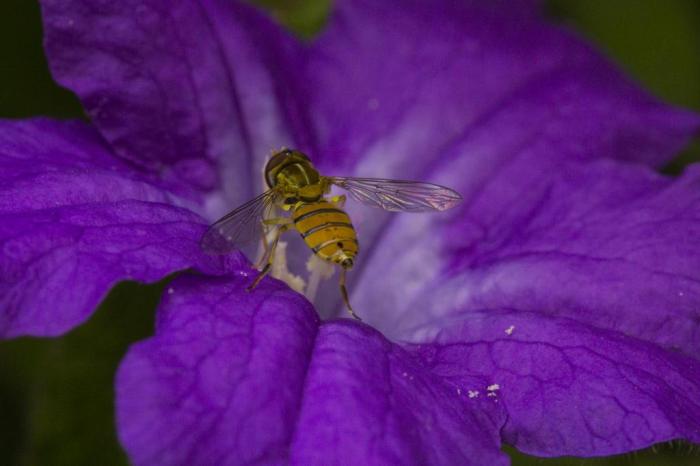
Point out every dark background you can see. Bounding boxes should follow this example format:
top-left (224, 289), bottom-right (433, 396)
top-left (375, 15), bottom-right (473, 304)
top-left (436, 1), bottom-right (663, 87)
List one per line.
top-left (1, 1), bottom-right (699, 464)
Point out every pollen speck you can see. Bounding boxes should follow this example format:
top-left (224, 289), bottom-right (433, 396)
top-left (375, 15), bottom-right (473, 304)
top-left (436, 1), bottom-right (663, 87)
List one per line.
top-left (505, 325), bottom-right (515, 335)
top-left (487, 383), bottom-right (500, 392)
top-left (468, 390), bottom-right (479, 399)
top-left (167, 287), bottom-right (174, 295)
top-left (270, 241), bottom-right (305, 293)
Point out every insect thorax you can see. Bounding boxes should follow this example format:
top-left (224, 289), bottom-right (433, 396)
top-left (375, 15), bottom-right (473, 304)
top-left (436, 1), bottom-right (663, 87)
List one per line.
top-left (265, 150), bottom-right (327, 204)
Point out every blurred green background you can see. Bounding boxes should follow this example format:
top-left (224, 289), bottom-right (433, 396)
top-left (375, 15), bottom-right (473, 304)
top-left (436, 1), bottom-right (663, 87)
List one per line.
top-left (0, 1), bottom-right (699, 465)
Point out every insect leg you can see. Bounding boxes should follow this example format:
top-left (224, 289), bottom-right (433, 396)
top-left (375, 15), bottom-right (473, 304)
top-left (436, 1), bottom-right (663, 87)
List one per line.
top-left (247, 228), bottom-right (282, 291)
top-left (262, 217), bottom-right (293, 227)
top-left (256, 217), bottom-right (291, 268)
top-left (247, 219), bottom-right (293, 292)
top-left (257, 226), bottom-right (271, 269)
top-left (339, 267), bottom-right (362, 321)
top-left (330, 194), bottom-right (347, 208)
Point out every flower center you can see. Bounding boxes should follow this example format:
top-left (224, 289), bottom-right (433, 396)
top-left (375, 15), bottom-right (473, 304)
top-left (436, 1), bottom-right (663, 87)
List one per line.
top-left (255, 230), bottom-right (337, 306)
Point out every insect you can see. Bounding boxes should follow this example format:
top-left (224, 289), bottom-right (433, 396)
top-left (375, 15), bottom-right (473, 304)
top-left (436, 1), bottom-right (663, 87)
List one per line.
top-left (201, 148), bottom-right (462, 320)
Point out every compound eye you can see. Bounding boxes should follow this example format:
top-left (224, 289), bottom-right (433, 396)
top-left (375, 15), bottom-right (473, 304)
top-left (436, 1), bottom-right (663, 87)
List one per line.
top-left (265, 151), bottom-right (290, 185)
top-left (270, 150), bottom-right (299, 169)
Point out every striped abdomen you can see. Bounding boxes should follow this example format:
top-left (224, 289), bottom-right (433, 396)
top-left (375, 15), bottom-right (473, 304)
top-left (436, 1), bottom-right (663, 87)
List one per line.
top-left (293, 201), bottom-right (359, 267)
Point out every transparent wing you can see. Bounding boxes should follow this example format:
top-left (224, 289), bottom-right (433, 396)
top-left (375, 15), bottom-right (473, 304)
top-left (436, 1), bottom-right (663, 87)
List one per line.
top-left (200, 190), bottom-right (277, 254)
top-left (329, 176), bottom-right (462, 212)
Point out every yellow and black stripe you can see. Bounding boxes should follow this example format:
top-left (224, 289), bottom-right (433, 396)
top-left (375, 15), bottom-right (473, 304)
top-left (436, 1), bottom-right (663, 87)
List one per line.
top-left (293, 201), bottom-right (359, 266)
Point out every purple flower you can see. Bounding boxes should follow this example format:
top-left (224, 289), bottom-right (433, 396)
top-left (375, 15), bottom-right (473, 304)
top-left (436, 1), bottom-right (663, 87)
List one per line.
top-left (2, 0), bottom-right (699, 464)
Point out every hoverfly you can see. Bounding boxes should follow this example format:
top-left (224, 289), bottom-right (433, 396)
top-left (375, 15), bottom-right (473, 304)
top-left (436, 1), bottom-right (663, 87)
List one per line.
top-left (201, 149), bottom-right (461, 320)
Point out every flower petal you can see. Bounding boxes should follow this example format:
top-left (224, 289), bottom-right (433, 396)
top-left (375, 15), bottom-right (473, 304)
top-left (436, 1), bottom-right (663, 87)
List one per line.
top-left (117, 276), bottom-right (318, 465)
top-left (305, 0), bottom-right (700, 317)
top-left (0, 119), bottom-right (237, 337)
top-left (40, 0), bottom-right (307, 200)
top-left (290, 322), bottom-right (506, 465)
top-left (307, 0), bottom-right (698, 175)
top-left (431, 310), bottom-right (700, 456)
top-left (116, 274), bottom-right (507, 465)
top-left (361, 159), bottom-right (700, 357)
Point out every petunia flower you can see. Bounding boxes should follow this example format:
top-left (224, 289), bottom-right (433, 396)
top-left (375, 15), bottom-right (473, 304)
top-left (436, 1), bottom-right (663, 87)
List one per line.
top-left (2, 0), bottom-right (699, 464)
